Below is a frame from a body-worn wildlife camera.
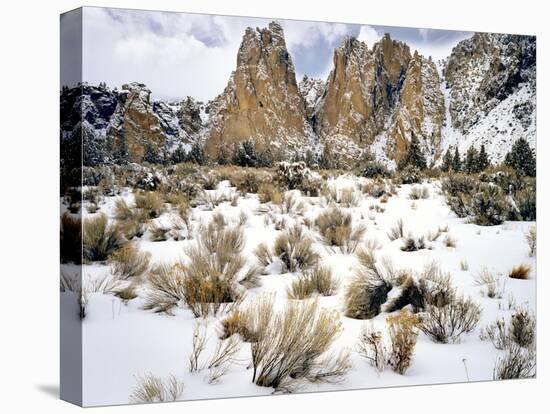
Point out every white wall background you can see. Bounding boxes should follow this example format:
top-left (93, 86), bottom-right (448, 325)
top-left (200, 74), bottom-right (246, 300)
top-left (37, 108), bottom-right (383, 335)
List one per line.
top-left (0, 0), bottom-right (546, 412)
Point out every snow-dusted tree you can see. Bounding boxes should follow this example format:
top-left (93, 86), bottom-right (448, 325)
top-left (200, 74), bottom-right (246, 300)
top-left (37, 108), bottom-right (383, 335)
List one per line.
top-left (170, 143), bottom-right (187, 164)
top-left (188, 142), bottom-right (206, 165)
top-left (452, 147), bottom-right (462, 172)
top-left (441, 148), bottom-right (453, 172)
top-left (464, 145), bottom-right (479, 174)
top-left (477, 144), bottom-right (490, 171)
top-left (399, 133), bottom-right (426, 170)
top-left (505, 138), bottom-right (536, 177)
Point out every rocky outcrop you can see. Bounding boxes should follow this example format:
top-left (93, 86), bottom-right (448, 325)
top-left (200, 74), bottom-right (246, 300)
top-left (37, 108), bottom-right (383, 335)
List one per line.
top-left (205, 22), bottom-right (313, 160)
top-left (442, 33), bottom-right (536, 161)
top-left (315, 34), bottom-right (411, 148)
top-left (298, 75), bottom-right (325, 123)
top-left (386, 52), bottom-right (445, 163)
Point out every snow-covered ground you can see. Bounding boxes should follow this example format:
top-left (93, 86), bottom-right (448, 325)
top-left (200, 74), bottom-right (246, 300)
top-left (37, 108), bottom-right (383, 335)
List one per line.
top-left (64, 175), bottom-right (536, 407)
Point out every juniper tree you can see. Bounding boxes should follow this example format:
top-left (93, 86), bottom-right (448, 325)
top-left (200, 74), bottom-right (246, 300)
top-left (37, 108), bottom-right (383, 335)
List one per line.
top-left (477, 144), bottom-right (490, 171)
top-left (505, 138), bottom-right (535, 177)
top-left (452, 147), bottom-right (462, 172)
top-left (441, 148), bottom-right (453, 172)
top-left (464, 145), bottom-right (479, 174)
top-left (188, 142), bottom-right (206, 165)
top-left (399, 133), bottom-right (427, 170)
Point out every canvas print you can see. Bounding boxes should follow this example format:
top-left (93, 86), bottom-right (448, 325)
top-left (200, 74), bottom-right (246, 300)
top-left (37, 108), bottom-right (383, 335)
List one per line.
top-left (60, 6), bottom-right (536, 407)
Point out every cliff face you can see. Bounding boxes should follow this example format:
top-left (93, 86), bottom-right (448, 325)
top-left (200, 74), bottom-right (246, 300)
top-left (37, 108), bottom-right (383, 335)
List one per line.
top-left (442, 33), bottom-right (536, 161)
top-left (386, 52), bottom-right (445, 163)
top-left (205, 22), bottom-right (313, 160)
top-left (63, 23), bottom-right (536, 168)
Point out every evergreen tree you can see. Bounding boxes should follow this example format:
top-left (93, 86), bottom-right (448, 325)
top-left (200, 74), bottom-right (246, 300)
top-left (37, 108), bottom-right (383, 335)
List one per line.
top-left (398, 133), bottom-right (427, 170)
top-left (477, 144), bottom-right (490, 171)
top-left (171, 143), bottom-right (187, 164)
top-left (505, 138), bottom-right (536, 177)
top-left (441, 148), bottom-right (453, 172)
top-left (452, 146), bottom-right (462, 172)
top-left (233, 140), bottom-right (258, 167)
top-left (143, 142), bottom-right (163, 164)
top-left (464, 145), bottom-right (479, 174)
top-left (188, 142), bottom-right (206, 165)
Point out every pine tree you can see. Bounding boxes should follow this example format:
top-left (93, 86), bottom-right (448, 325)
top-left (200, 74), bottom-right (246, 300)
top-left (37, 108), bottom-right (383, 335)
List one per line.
top-left (464, 145), bottom-right (479, 173)
top-left (171, 143), bottom-right (187, 164)
top-left (505, 138), bottom-right (535, 177)
top-left (441, 148), bottom-right (453, 172)
top-left (399, 133), bottom-right (427, 170)
top-left (452, 146), bottom-right (462, 172)
top-left (188, 142), bottom-right (206, 165)
top-left (477, 144), bottom-right (490, 171)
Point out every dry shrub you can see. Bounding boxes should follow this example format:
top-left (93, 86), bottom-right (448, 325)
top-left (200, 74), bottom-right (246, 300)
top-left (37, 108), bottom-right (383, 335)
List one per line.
top-left (387, 219), bottom-right (404, 241)
top-left (83, 213), bottom-right (124, 262)
top-left (460, 260), bottom-right (469, 271)
top-left (143, 264), bottom-right (186, 314)
top-left (109, 243), bottom-right (150, 279)
top-left (409, 185), bottom-right (430, 200)
top-left (148, 222), bottom-right (170, 242)
top-left (400, 235), bottom-right (426, 252)
top-left (207, 335), bottom-right (242, 384)
top-left (274, 225), bottom-right (319, 273)
top-left (339, 187), bottom-right (361, 207)
top-left (510, 308), bottom-right (536, 348)
top-left (316, 207), bottom-right (366, 253)
top-left (134, 191), bottom-right (165, 219)
top-left (420, 295), bottom-right (481, 343)
top-left (509, 264), bottom-right (531, 280)
top-left (526, 227), bottom-right (536, 257)
top-left (114, 284), bottom-right (139, 303)
top-left (443, 234), bottom-right (456, 248)
top-left (220, 310), bottom-right (255, 342)
top-left (246, 296), bottom-right (350, 390)
top-left (356, 323), bottom-right (388, 373)
top-left (113, 198), bottom-right (134, 221)
top-left (254, 242), bottom-right (274, 269)
top-left (61, 213), bottom-right (81, 264)
top-left (387, 310), bottom-right (420, 374)
top-left (258, 183), bottom-right (283, 204)
top-left (345, 249), bottom-right (393, 319)
top-left (493, 345), bottom-right (536, 380)
top-left (129, 374), bottom-right (184, 404)
top-left (474, 268), bottom-right (504, 298)
top-left (287, 266), bottom-right (339, 299)
top-left (189, 322), bottom-right (207, 373)
top-left (480, 318), bottom-right (511, 350)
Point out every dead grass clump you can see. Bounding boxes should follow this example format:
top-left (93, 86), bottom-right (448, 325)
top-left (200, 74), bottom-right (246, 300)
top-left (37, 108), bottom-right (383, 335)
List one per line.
top-left (148, 222), bottom-right (170, 242)
top-left (400, 235), bottom-right (426, 252)
top-left (460, 260), bottom-right (469, 271)
top-left (443, 234), bottom-right (456, 248)
top-left (109, 243), bottom-right (151, 279)
top-left (409, 185), bottom-right (430, 200)
top-left (387, 219), bottom-right (404, 241)
top-left (274, 225), bottom-right (319, 273)
top-left (114, 284), bottom-right (139, 304)
top-left (113, 198), bottom-right (134, 221)
top-left (258, 183), bottom-right (283, 204)
top-left (474, 268), bottom-right (504, 298)
top-left (134, 191), bottom-right (165, 219)
top-left (129, 374), bottom-right (184, 403)
top-left (316, 207), bottom-right (366, 254)
top-left (287, 266), bottom-right (339, 299)
top-left (254, 242), bottom-right (274, 270)
top-left (143, 264), bottom-right (186, 314)
top-left (508, 264), bottom-right (531, 280)
top-left (246, 296), bottom-right (350, 390)
top-left (339, 187), bottom-right (361, 207)
top-left (83, 213), bottom-right (124, 262)
top-left (61, 213), bottom-right (82, 264)
top-left (526, 227), bottom-right (536, 257)
top-left (220, 310), bottom-right (255, 342)
top-left (420, 295), bottom-right (481, 343)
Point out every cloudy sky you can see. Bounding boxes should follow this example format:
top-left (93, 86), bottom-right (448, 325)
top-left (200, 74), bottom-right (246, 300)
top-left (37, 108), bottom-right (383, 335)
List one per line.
top-left (74, 7), bottom-right (472, 102)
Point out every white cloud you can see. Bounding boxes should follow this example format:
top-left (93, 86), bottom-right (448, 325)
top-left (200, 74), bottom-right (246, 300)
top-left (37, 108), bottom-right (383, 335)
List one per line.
top-left (357, 25), bottom-right (382, 48)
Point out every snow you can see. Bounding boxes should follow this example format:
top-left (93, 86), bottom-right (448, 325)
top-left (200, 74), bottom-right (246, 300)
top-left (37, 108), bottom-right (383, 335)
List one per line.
top-left (69, 176), bottom-right (536, 406)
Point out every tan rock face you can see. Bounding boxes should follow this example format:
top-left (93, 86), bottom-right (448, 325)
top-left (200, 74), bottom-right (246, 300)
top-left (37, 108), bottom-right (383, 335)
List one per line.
top-left (108, 83), bottom-right (165, 163)
top-left (316, 34), bottom-right (411, 147)
top-left (387, 52), bottom-right (445, 163)
top-left (205, 22), bottom-right (311, 160)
